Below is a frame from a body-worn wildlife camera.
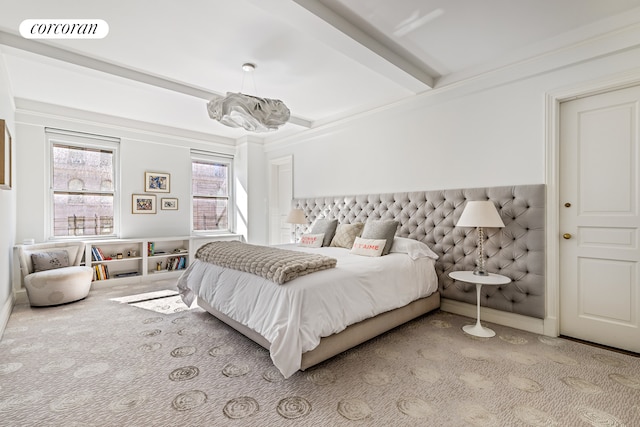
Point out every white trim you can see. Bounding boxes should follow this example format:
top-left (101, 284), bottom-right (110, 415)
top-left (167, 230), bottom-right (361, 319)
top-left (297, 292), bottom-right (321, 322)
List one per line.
top-left (263, 24), bottom-right (640, 151)
top-left (190, 149), bottom-right (233, 160)
top-left (268, 155), bottom-right (293, 245)
top-left (13, 289), bottom-right (27, 305)
top-left (544, 69), bottom-right (640, 338)
top-left (190, 152), bottom-right (235, 235)
top-left (45, 130), bottom-right (121, 240)
top-left (440, 298), bottom-right (545, 335)
top-left (15, 98), bottom-right (237, 151)
top-left (45, 127), bottom-right (120, 143)
top-left (0, 290), bottom-right (14, 339)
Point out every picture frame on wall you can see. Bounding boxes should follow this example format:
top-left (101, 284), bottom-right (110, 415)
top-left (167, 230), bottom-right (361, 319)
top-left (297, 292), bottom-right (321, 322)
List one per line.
top-left (132, 194), bottom-right (156, 214)
top-left (0, 119), bottom-right (12, 190)
top-left (144, 171), bottom-right (170, 193)
top-left (161, 198), bottom-right (178, 210)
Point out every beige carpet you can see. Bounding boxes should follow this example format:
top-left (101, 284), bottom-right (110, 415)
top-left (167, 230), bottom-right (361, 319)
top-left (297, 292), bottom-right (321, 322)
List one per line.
top-left (1, 278), bottom-right (639, 426)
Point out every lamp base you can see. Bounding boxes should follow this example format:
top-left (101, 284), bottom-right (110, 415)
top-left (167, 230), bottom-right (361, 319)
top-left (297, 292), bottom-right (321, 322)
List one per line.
top-left (473, 268), bottom-right (489, 276)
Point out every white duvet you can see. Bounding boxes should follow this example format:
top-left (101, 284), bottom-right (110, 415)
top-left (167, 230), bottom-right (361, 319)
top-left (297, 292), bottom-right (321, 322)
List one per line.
top-left (177, 242), bottom-right (438, 378)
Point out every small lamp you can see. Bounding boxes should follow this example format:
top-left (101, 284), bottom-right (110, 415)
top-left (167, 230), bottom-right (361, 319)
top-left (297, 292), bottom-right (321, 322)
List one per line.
top-left (456, 200), bottom-right (505, 276)
top-left (286, 208), bottom-right (306, 242)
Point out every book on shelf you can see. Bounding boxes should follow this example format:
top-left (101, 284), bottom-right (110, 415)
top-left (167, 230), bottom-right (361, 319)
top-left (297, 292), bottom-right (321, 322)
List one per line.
top-left (93, 264), bottom-right (109, 281)
top-left (97, 247), bottom-right (111, 260)
top-left (91, 247), bottom-right (111, 261)
top-left (91, 247), bottom-right (102, 261)
top-left (161, 256), bottom-right (186, 271)
top-left (114, 271), bottom-right (138, 278)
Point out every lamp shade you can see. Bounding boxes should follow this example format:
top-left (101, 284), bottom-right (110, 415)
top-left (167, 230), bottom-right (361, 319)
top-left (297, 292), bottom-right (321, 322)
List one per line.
top-left (456, 201), bottom-right (505, 228)
top-left (285, 208), bottom-right (306, 225)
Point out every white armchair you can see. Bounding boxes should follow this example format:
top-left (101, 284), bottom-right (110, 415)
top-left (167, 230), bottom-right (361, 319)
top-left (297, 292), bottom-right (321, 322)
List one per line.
top-left (18, 242), bottom-right (93, 306)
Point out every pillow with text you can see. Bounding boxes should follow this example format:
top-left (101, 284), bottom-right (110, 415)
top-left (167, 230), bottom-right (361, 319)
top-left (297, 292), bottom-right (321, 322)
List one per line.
top-left (350, 237), bottom-right (386, 257)
top-left (298, 233), bottom-right (325, 248)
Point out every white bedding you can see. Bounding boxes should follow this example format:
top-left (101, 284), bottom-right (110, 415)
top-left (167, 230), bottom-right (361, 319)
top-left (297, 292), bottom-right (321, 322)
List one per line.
top-left (177, 243), bottom-right (438, 378)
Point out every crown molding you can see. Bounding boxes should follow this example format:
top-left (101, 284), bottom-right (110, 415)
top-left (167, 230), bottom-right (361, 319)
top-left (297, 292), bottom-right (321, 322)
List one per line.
top-left (14, 98), bottom-right (237, 152)
top-left (264, 21), bottom-right (640, 152)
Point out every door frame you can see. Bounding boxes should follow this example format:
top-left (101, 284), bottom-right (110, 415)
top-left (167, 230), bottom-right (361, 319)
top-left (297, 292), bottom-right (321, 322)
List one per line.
top-left (268, 155), bottom-right (293, 245)
top-left (544, 70), bottom-right (640, 337)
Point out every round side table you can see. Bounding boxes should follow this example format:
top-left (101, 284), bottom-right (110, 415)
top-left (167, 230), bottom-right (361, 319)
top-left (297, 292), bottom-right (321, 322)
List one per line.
top-left (448, 270), bottom-right (511, 337)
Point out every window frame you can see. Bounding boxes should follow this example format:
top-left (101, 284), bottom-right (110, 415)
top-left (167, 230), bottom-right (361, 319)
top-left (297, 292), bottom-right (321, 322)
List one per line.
top-left (46, 129), bottom-right (120, 240)
top-left (190, 151), bottom-right (234, 235)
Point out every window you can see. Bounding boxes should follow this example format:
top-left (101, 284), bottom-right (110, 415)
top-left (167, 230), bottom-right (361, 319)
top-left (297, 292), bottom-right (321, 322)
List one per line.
top-left (47, 129), bottom-right (119, 238)
top-left (191, 152), bottom-right (233, 233)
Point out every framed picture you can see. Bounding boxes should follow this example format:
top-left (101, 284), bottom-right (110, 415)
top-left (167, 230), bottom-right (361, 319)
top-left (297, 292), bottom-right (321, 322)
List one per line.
top-left (161, 198), bottom-right (178, 210)
top-left (0, 119), bottom-right (11, 190)
top-left (132, 194), bottom-right (156, 214)
top-left (144, 171), bottom-right (170, 193)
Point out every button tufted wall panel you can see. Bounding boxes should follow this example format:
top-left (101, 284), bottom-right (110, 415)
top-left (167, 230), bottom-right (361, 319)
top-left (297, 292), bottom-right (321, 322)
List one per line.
top-left (293, 184), bottom-right (545, 319)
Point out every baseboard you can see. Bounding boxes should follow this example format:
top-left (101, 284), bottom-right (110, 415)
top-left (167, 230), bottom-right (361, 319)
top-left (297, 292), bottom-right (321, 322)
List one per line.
top-left (440, 298), bottom-right (546, 335)
top-left (14, 288), bottom-right (28, 305)
top-left (0, 293), bottom-right (15, 340)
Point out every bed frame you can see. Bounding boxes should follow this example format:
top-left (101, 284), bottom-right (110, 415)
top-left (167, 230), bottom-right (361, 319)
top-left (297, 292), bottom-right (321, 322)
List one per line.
top-left (198, 292), bottom-right (440, 370)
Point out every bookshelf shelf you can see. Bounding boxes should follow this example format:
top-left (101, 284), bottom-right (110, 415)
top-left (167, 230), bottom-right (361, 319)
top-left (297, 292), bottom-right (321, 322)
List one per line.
top-left (84, 235), bottom-right (241, 285)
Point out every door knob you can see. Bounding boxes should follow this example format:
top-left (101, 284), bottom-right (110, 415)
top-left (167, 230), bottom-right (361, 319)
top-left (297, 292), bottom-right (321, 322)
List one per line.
top-left (562, 233), bottom-right (572, 240)
top-left (564, 202), bottom-right (571, 208)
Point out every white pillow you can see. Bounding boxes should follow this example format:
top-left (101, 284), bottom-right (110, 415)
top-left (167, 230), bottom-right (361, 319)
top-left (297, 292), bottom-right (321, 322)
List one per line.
top-left (389, 237), bottom-right (439, 260)
top-left (350, 237), bottom-right (386, 257)
top-left (298, 233), bottom-right (324, 248)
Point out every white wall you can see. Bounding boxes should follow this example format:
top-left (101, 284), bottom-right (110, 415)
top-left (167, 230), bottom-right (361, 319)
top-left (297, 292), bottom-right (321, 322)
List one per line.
top-left (260, 45), bottom-right (640, 332)
top-left (265, 48), bottom-right (640, 199)
top-left (119, 139), bottom-right (192, 237)
top-left (14, 104), bottom-right (237, 244)
top-left (234, 139), bottom-right (269, 245)
top-left (0, 52), bottom-right (16, 335)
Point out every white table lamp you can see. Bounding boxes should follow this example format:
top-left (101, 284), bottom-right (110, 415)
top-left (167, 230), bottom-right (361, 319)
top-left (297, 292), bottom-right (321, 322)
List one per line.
top-left (286, 208), bottom-right (306, 242)
top-left (456, 200), bottom-right (505, 276)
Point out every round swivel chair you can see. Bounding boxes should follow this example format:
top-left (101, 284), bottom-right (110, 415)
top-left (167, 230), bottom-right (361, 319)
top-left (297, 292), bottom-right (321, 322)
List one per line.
top-left (18, 242), bottom-right (93, 306)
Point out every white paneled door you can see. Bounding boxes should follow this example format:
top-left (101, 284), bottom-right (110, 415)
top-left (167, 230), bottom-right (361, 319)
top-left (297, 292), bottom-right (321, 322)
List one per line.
top-left (559, 85), bottom-right (640, 352)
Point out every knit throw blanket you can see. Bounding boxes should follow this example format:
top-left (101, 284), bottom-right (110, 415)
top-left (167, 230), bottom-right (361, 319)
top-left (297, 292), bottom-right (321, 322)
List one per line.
top-left (196, 241), bottom-right (337, 285)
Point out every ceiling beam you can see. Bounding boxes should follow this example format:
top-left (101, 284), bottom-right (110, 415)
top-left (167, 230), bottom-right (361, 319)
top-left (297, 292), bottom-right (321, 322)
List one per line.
top-left (244, 0), bottom-right (433, 93)
top-left (291, 0), bottom-right (434, 90)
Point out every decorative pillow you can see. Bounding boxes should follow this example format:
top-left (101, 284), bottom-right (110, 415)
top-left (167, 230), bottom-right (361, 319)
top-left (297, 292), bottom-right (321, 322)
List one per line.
top-left (389, 237), bottom-right (439, 260)
top-left (330, 222), bottom-right (364, 249)
top-left (350, 237), bottom-right (386, 257)
top-left (298, 233), bottom-right (324, 248)
top-left (31, 250), bottom-right (70, 272)
top-left (361, 220), bottom-right (399, 255)
top-left (310, 218), bottom-right (338, 246)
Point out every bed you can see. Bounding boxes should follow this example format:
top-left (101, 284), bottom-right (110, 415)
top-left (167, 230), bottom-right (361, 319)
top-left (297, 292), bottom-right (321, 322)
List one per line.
top-left (177, 237), bottom-right (440, 378)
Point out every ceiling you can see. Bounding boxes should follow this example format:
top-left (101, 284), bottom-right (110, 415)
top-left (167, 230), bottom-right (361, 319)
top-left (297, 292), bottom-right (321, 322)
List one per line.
top-left (1, 0), bottom-right (639, 142)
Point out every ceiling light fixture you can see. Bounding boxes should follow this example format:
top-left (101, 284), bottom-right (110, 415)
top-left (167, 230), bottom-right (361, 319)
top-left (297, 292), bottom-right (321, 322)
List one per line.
top-left (207, 63), bottom-right (290, 132)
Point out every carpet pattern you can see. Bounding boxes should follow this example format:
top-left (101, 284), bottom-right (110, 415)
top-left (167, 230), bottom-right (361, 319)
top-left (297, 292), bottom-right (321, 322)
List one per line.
top-left (1, 279), bottom-right (639, 426)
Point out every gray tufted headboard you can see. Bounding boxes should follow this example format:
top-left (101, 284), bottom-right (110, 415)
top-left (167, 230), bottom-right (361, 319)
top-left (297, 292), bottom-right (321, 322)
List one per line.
top-left (293, 184), bottom-right (545, 319)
